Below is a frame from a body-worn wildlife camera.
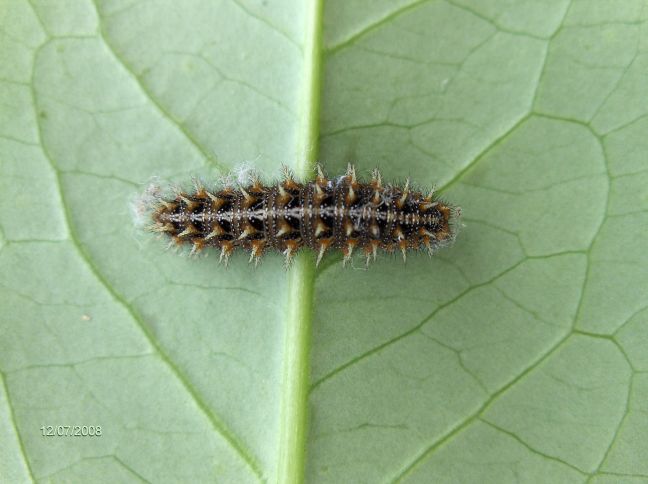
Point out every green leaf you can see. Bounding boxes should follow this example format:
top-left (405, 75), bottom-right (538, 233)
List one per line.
top-left (1, 0), bottom-right (646, 483)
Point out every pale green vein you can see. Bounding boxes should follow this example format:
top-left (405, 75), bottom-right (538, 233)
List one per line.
top-left (113, 455), bottom-right (153, 484)
top-left (587, 343), bottom-right (635, 482)
top-left (89, 0), bottom-right (226, 172)
top-left (166, 281), bottom-right (263, 297)
top-left (29, 43), bottom-right (263, 479)
top-left (45, 455), bottom-right (152, 484)
top-left (492, 285), bottom-right (557, 329)
top-left (604, 111), bottom-right (648, 136)
top-left (590, 46), bottom-right (641, 127)
top-left (613, 304), bottom-right (648, 337)
top-left (597, 471), bottom-right (648, 480)
top-left (438, 1), bottom-right (567, 195)
top-left (48, 153), bottom-right (265, 482)
top-left (310, 256), bottom-right (529, 392)
top-left (0, 134), bottom-right (39, 147)
top-left (445, 0), bottom-right (555, 41)
top-left (572, 125), bottom-right (611, 331)
top-left (419, 333), bottom-right (490, 395)
top-left (530, 1), bottom-right (571, 108)
top-left (277, 0), bottom-right (323, 482)
top-left (326, 0), bottom-right (429, 54)
top-left (66, 169), bottom-right (139, 188)
top-left (25, 0), bottom-right (48, 35)
top-left (437, 114), bottom-right (529, 194)
top-left (394, 134), bottom-right (611, 478)
top-left (394, 223), bottom-right (610, 478)
top-left (311, 246), bottom-right (581, 390)
top-left (0, 371), bottom-right (36, 483)
top-left (189, 49), bottom-right (296, 116)
top-left (480, 418), bottom-right (588, 475)
top-left (393, 334), bottom-right (575, 481)
top-left (9, 354), bottom-right (154, 374)
top-left (49, 148), bottom-right (264, 482)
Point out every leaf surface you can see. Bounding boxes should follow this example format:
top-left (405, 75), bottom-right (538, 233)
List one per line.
top-left (1, 0), bottom-right (647, 482)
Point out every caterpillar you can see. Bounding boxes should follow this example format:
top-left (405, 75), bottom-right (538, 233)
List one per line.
top-left (140, 164), bottom-right (460, 268)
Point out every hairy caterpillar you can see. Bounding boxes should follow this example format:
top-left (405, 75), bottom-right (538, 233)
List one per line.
top-left (139, 164), bottom-right (460, 267)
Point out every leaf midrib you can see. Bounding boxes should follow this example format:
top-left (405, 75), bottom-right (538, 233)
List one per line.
top-left (277, 0), bottom-right (324, 482)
